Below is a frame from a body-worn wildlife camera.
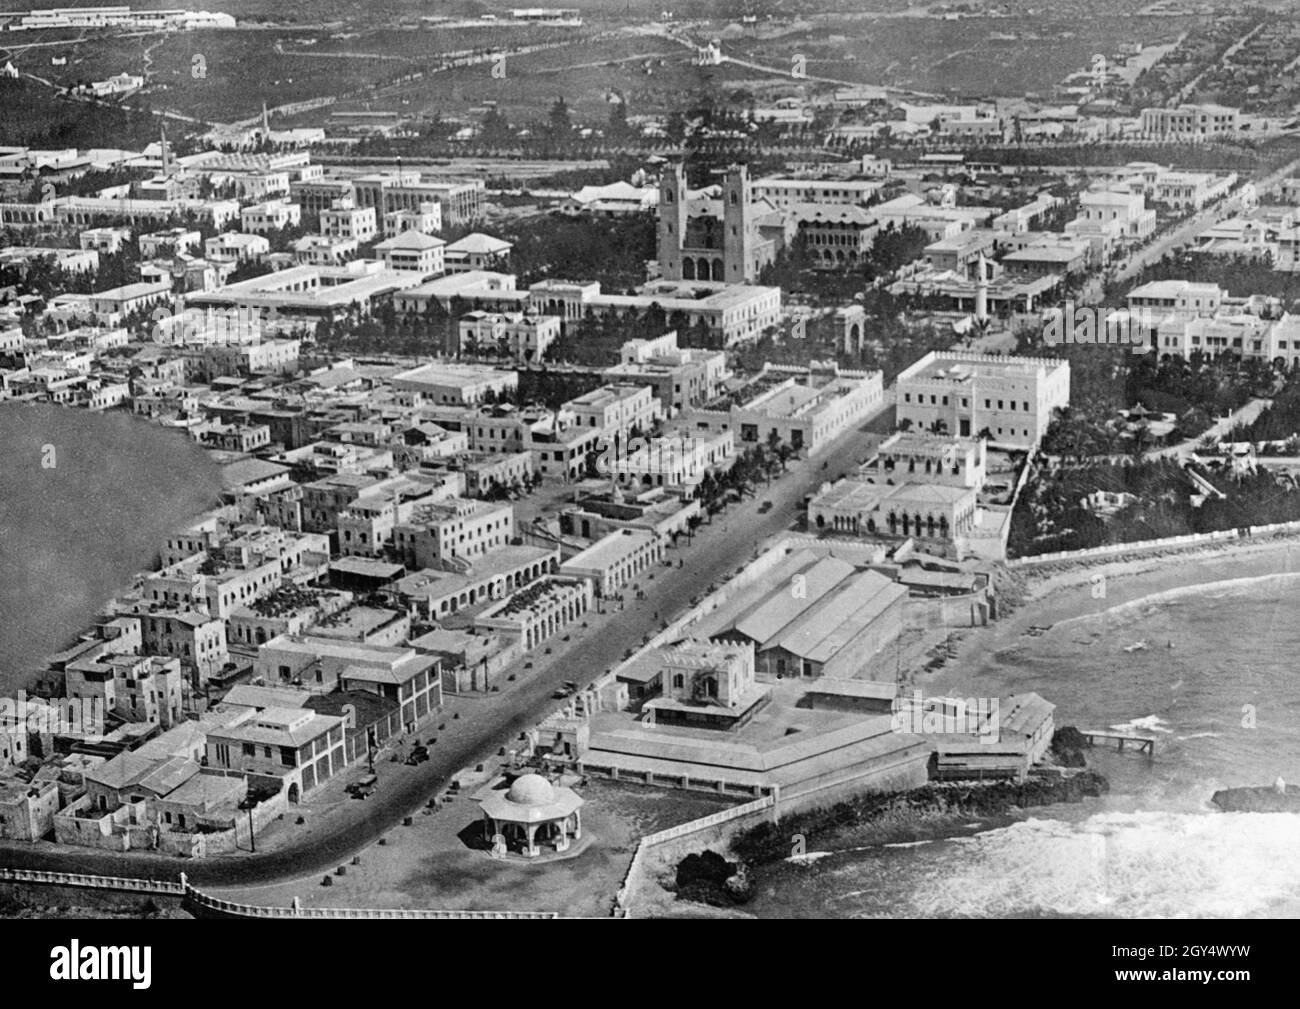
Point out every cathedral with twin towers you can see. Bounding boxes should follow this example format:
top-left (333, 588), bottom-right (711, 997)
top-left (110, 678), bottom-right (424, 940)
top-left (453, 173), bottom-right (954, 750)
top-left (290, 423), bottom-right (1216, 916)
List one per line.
top-left (656, 161), bottom-right (786, 285)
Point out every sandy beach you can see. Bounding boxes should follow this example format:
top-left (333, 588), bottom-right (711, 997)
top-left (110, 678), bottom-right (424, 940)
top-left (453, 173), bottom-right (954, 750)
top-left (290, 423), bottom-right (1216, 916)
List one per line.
top-left (925, 532), bottom-right (1300, 699)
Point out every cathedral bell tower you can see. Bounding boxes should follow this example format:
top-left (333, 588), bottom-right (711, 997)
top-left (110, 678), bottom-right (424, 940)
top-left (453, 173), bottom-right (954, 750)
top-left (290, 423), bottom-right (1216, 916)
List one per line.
top-left (722, 164), bottom-right (754, 284)
top-left (657, 161), bottom-right (689, 282)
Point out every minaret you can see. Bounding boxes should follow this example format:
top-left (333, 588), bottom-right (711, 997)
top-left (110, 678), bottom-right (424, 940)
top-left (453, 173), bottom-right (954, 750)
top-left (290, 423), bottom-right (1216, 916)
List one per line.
top-left (159, 125), bottom-right (172, 177)
top-left (261, 101), bottom-right (271, 137)
top-left (974, 252), bottom-right (989, 324)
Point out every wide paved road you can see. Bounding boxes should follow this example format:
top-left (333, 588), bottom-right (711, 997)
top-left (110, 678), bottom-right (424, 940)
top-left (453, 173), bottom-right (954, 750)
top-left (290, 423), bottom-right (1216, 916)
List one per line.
top-left (0, 399), bottom-right (894, 887)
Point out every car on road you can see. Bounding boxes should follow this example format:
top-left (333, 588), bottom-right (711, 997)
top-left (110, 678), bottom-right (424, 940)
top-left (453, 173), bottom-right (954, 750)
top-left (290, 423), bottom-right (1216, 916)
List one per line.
top-left (406, 745), bottom-right (429, 766)
top-left (348, 774), bottom-right (378, 799)
top-left (758, 500), bottom-right (772, 513)
top-left (552, 685), bottom-right (576, 699)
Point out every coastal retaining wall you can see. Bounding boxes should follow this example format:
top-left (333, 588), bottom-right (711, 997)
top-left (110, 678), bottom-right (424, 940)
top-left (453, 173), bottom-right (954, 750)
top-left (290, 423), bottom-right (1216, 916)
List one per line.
top-left (774, 743), bottom-right (931, 817)
top-left (1007, 518), bottom-right (1300, 568)
top-left (612, 740), bottom-right (932, 916)
top-left (614, 795), bottom-right (776, 918)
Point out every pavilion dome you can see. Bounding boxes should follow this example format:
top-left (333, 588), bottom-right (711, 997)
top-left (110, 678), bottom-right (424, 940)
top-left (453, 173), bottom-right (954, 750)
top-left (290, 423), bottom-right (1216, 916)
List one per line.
top-left (506, 773), bottom-right (556, 806)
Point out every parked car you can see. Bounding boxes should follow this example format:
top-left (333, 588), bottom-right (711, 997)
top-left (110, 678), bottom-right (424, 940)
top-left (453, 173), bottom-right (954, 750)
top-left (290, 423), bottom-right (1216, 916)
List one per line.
top-left (349, 774), bottom-right (378, 799)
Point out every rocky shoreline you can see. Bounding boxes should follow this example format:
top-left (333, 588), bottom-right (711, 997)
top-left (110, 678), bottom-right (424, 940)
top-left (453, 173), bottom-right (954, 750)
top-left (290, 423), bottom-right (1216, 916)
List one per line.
top-left (731, 769), bottom-right (1109, 868)
top-left (1211, 783), bottom-right (1300, 813)
top-left (668, 733), bottom-right (1107, 908)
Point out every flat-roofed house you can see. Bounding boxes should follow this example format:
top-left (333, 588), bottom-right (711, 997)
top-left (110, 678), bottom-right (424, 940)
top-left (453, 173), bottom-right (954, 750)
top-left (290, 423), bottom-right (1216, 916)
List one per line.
top-left (204, 704), bottom-right (346, 802)
top-left (339, 652), bottom-right (441, 736)
top-left (560, 528), bottom-right (664, 597)
top-left (895, 350), bottom-right (1069, 448)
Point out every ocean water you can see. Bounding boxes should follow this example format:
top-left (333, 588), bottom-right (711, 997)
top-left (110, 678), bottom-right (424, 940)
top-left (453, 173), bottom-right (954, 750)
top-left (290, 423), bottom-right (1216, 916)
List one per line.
top-left (750, 576), bottom-right (1300, 918)
top-left (0, 404), bottom-right (221, 690)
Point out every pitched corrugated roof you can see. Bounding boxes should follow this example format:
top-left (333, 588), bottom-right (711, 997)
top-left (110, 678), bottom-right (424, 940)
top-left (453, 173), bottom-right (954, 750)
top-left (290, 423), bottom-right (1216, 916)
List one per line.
top-left (773, 569), bottom-right (907, 663)
top-left (733, 555), bottom-right (855, 645)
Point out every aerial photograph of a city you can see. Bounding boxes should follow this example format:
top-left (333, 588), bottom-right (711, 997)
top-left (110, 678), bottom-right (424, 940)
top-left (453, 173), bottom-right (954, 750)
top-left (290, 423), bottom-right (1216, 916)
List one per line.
top-left (0, 0), bottom-right (1293, 972)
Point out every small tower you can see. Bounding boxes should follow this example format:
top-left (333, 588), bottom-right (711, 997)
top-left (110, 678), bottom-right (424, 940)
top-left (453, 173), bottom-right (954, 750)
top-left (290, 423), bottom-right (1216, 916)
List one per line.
top-left (974, 252), bottom-right (989, 325)
top-left (159, 125), bottom-right (172, 178)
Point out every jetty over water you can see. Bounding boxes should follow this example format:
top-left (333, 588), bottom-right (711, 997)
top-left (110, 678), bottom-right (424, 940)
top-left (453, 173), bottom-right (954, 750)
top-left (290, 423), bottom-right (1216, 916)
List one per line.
top-left (1080, 730), bottom-right (1157, 755)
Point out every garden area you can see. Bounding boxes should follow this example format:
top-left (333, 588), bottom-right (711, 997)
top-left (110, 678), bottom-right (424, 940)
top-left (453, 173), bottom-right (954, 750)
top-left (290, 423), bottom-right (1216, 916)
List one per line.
top-left (1103, 251), bottom-right (1300, 310)
top-left (1008, 453), bottom-right (1300, 557)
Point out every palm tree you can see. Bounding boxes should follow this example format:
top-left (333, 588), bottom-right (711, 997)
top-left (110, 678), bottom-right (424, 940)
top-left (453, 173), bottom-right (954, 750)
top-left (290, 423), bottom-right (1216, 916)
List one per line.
top-left (766, 429), bottom-right (783, 465)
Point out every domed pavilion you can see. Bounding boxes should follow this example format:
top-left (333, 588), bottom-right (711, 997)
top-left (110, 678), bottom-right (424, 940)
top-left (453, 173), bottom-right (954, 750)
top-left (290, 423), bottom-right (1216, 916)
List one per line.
top-left (478, 773), bottom-right (584, 858)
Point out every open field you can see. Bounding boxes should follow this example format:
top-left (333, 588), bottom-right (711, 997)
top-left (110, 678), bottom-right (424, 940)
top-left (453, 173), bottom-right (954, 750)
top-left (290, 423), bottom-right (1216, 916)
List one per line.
top-left (306, 32), bottom-right (696, 123)
top-left (2, 22), bottom-right (587, 122)
top-left (719, 13), bottom-right (1193, 98)
top-left (0, 1), bottom-right (1202, 128)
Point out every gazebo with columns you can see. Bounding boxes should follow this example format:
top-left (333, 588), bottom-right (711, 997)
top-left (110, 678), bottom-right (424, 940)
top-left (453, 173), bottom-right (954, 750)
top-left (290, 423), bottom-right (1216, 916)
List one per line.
top-left (479, 773), bottom-right (584, 858)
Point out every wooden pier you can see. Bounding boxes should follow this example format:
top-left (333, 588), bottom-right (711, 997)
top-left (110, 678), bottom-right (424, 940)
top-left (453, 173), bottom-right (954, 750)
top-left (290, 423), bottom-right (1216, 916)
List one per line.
top-left (1080, 730), bottom-right (1157, 755)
